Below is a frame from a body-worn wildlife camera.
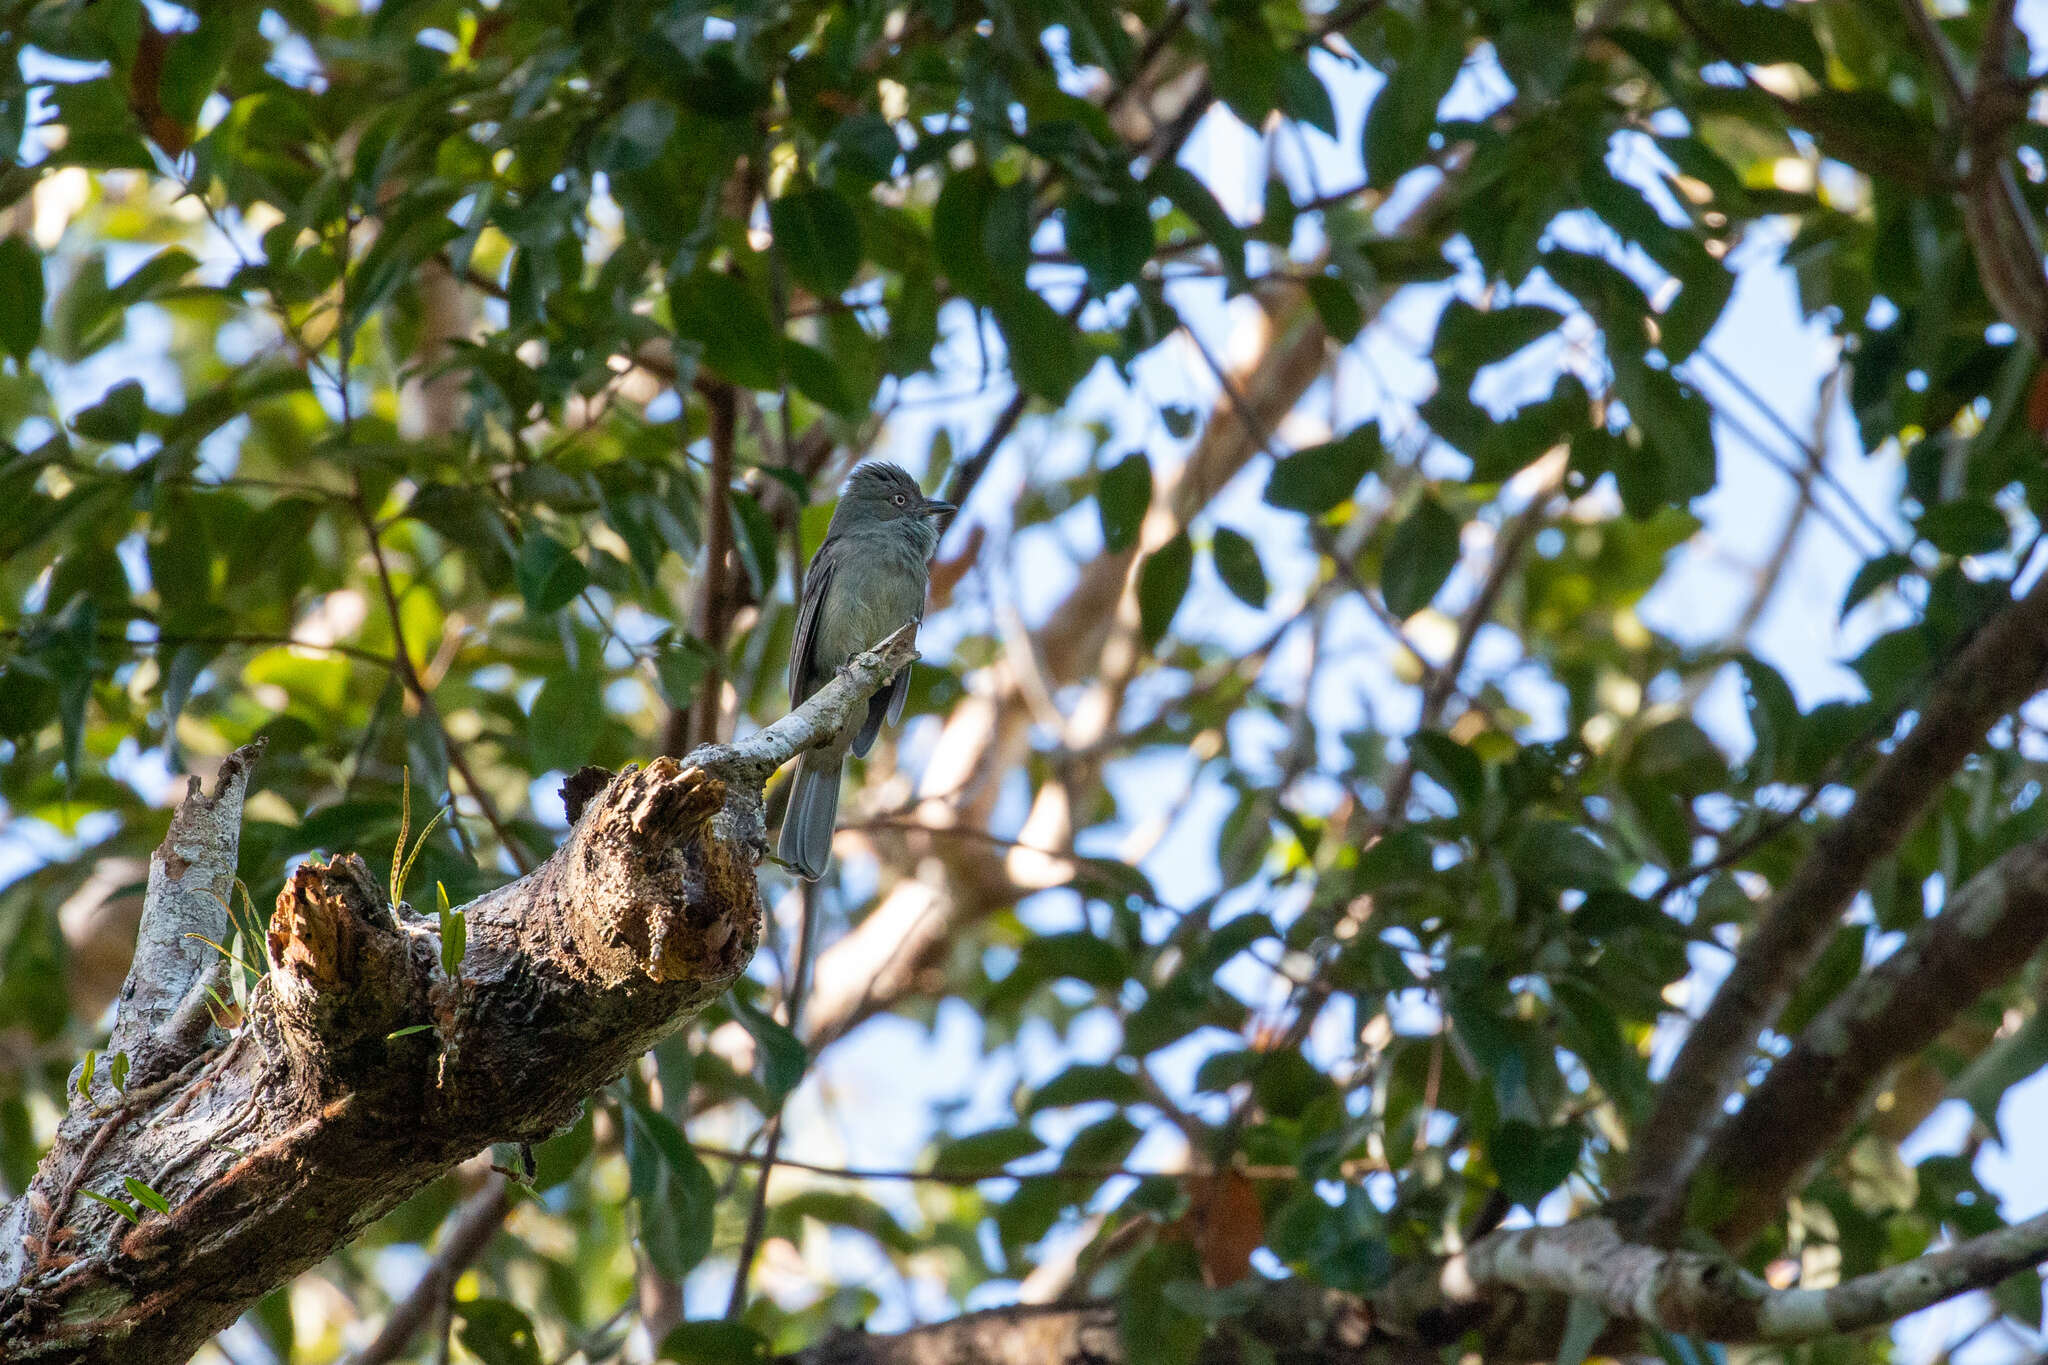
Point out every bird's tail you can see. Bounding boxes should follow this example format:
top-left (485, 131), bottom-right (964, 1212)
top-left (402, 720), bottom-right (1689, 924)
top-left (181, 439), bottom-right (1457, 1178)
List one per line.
top-left (777, 750), bottom-right (843, 881)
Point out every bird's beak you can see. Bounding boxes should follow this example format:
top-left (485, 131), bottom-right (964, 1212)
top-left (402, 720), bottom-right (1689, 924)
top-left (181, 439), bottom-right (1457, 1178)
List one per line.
top-left (920, 497), bottom-right (957, 520)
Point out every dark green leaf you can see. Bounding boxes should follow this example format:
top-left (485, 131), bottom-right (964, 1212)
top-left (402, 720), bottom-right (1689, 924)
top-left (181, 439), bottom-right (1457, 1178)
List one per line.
top-left (671, 269), bottom-right (782, 391)
top-left (1098, 453), bottom-right (1152, 553)
top-left (1266, 425), bottom-right (1380, 514)
top-left (1065, 191), bottom-right (1153, 296)
top-left (659, 1321), bottom-right (771, 1364)
top-left (0, 236), bottom-right (43, 362)
top-left (516, 533), bottom-right (589, 614)
top-left (931, 1123), bottom-right (1045, 1176)
top-left (624, 1098), bottom-right (717, 1281)
top-left (771, 187), bottom-right (863, 296)
top-left (726, 989), bottom-right (807, 1102)
top-left (73, 379), bottom-right (147, 444)
top-left (1492, 1120), bottom-right (1581, 1207)
top-left (1918, 500), bottom-right (2008, 557)
top-left (1137, 530), bottom-right (1193, 647)
top-left (456, 1299), bottom-right (544, 1365)
top-left (1150, 163), bottom-right (1247, 292)
top-left (1027, 1063), bottom-right (1144, 1114)
top-left (1211, 527), bottom-right (1268, 608)
top-left (528, 672), bottom-right (602, 774)
top-left (1381, 496), bottom-right (1462, 617)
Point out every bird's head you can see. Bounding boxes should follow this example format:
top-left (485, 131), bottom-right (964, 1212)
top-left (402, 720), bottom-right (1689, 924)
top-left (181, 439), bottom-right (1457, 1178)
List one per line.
top-left (835, 462), bottom-right (955, 526)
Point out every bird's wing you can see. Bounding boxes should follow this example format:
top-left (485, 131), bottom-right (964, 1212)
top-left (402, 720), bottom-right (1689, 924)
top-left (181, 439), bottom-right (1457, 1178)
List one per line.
top-left (787, 541), bottom-right (836, 705)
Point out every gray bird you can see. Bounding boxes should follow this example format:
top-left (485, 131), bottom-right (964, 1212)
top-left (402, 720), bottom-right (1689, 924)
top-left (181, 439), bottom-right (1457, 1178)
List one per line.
top-left (777, 462), bottom-right (953, 880)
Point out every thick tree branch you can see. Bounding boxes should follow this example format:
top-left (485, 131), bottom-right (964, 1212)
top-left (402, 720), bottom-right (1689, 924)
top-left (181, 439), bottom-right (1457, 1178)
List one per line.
top-left (1376, 1211), bottom-right (2048, 1347)
top-left (1698, 836), bottom-right (2048, 1249)
top-left (0, 630), bottom-right (916, 1364)
top-left (1627, 570), bottom-right (2048, 1235)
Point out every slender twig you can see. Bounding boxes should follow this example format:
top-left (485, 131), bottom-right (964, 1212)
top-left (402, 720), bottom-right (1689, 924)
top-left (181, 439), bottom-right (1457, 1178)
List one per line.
top-left (346, 1175), bottom-right (513, 1365)
top-left (350, 490), bottom-right (532, 874)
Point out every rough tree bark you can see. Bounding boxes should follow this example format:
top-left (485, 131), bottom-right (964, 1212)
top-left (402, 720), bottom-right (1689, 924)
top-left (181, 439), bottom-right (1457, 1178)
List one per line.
top-left (0, 626), bottom-right (919, 1364)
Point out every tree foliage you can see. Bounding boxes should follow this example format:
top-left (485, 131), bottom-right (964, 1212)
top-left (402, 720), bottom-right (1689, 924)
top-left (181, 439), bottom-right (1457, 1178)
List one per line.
top-left (3, 0), bottom-right (2048, 1360)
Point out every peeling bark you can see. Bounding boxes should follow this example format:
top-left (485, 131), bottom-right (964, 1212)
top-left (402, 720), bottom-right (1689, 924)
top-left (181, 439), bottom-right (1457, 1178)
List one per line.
top-left (0, 628), bottom-right (917, 1364)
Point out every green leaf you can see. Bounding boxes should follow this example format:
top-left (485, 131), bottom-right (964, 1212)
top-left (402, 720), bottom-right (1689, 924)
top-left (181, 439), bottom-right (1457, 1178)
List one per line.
top-left (1278, 59), bottom-right (1338, 138)
top-left (385, 1023), bottom-right (435, 1039)
top-left (1149, 163), bottom-right (1247, 291)
top-left (1137, 531), bottom-right (1193, 647)
top-left (72, 379), bottom-right (148, 444)
top-left (1098, 452), bottom-right (1153, 553)
top-left (671, 269), bottom-right (782, 391)
top-left (1381, 496), bottom-right (1462, 617)
top-left (107, 1051), bottom-right (128, 1093)
top-left (528, 671), bottom-right (602, 774)
top-left (0, 236), bottom-right (43, 362)
top-left (1492, 1120), bottom-right (1581, 1207)
top-left (76, 1049), bottom-right (96, 1104)
top-left (122, 1176), bottom-right (171, 1215)
top-left (771, 187), bottom-right (863, 297)
top-left (456, 1299), bottom-right (544, 1365)
top-left (725, 989), bottom-right (807, 1102)
top-left (79, 1189), bottom-right (142, 1224)
top-left (593, 99), bottom-right (678, 174)
top-left (437, 881), bottom-right (467, 980)
top-left (1026, 1063), bottom-right (1144, 1114)
top-left (1211, 527), bottom-right (1269, 608)
top-left (1065, 191), bottom-right (1153, 296)
top-left (1431, 300), bottom-right (1564, 396)
top-left (624, 1098), bottom-right (717, 1281)
top-left (1266, 425), bottom-right (1380, 514)
top-left (1918, 500), bottom-right (2008, 557)
top-left (659, 1321), bottom-right (771, 1364)
top-left (930, 1123), bottom-right (1046, 1176)
top-left (1305, 275), bottom-right (1364, 344)
top-left (1364, 8), bottom-right (1465, 181)
top-left (992, 282), bottom-right (1088, 403)
top-left (516, 533), bottom-right (589, 614)
top-left (655, 635), bottom-right (717, 710)
top-left (1556, 1296), bottom-right (1610, 1365)
top-left (1611, 356), bottom-right (1716, 511)
top-left (1841, 552), bottom-right (1913, 618)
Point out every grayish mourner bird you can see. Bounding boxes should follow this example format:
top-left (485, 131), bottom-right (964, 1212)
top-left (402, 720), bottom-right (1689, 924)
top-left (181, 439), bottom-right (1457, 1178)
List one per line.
top-left (777, 462), bottom-right (953, 879)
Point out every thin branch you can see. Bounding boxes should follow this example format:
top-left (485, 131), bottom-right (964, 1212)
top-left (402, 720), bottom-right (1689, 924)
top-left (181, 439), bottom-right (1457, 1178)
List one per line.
top-left (350, 489), bottom-right (532, 874)
top-left (347, 1176), bottom-right (513, 1365)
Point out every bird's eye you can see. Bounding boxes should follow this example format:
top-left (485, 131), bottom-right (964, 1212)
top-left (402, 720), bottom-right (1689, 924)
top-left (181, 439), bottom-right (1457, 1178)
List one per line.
top-left (892, 492), bottom-right (908, 507)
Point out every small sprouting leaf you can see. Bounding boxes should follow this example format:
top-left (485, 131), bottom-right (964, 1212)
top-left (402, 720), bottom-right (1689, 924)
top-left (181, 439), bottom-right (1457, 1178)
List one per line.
top-left (107, 1052), bottom-right (128, 1093)
top-left (1211, 527), bottom-right (1269, 608)
top-left (725, 989), bottom-right (807, 1102)
top-left (79, 1189), bottom-right (142, 1224)
top-left (122, 1176), bottom-right (172, 1215)
top-left (1098, 452), bottom-right (1153, 553)
top-left (386, 1023), bottom-right (436, 1040)
top-left (1137, 531), bottom-right (1194, 648)
top-left (76, 1050), bottom-right (96, 1104)
top-left (438, 881), bottom-right (468, 981)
